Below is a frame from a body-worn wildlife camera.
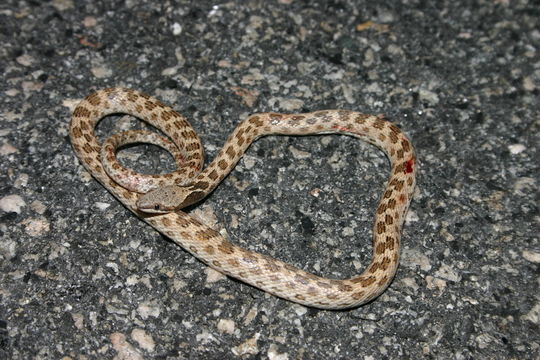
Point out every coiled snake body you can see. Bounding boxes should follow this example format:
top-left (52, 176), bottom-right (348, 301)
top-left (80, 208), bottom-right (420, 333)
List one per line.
top-left (70, 88), bottom-right (416, 309)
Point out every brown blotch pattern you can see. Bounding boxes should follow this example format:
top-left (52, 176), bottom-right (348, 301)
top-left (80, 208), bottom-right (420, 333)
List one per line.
top-left (269, 113), bottom-right (283, 121)
top-left (379, 257), bottom-right (392, 271)
top-left (241, 253), bottom-right (259, 264)
top-left (226, 146), bottom-right (236, 159)
top-left (144, 100), bottom-right (157, 111)
top-left (307, 287), bottom-right (319, 296)
top-left (196, 229), bottom-right (219, 241)
top-left (375, 243), bottom-right (386, 255)
top-left (359, 276), bottom-right (377, 287)
top-left (208, 170), bottom-right (219, 181)
top-left (248, 116), bottom-right (263, 127)
top-left (377, 222), bottom-right (386, 234)
top-left (227, 258), bottom-right (240, 267)
top-left (204, 245), bottom-right (215, 255)
top-left (218, 160), bottom-right (228, 170)
top-left (372, 118), bottom-right (385, 129)
top-left (218, 240), bottom-right (235, 255)
top-left (354, 114), bottom-right (370, 124)
top-left (377, 275), bottom-right (389, 287)
top-left (283, 263), bottom-right (297, 272)
top-left (388, 131), bottom-right (399, 144)
top-left (193, 181), bottom-right (210, 190)
top-left (264, 261), bottom-right (281, 273)
top-left (73, 107), bottom-right (91, 118)
top-left (401, 139), bottom-right (410, 152)
top-left (394, 180), bottom-right (405, 191)
top-left (386, 236), bottom-right (395, 250)
top-left (338, 284), bottom-right (353, 292)
top-left (86, 92), bottom-right (102, 106)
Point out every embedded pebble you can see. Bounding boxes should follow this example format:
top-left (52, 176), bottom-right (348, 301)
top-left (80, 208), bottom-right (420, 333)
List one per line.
top-left (205, 267), bottom-right (227, 283)
top-left (401, 247), bottom-right (432, 272)
top-left (110, 332), bottom-right (143, 360)
top-left (434, 263), bottom-right (460, 282)
top-left (23, 217), bottom-right (50, 236)
top-left (1, 142), bottom-right (18, 155)
top-left (95, 202), bottom-right (111, 210)
top-left (217, 319), bottom-right (236, 334)
top-left (137, 301), bottom-right (161, 320)
top-left (232, 333), bottom-right (260, 356)
top-left (0, 194), bottom-right (25, 213)
top-left (508, 144), bottom-right (526, 154)
top-left (131, 328), bottom-right (155, 352)
top-left (522, 250), bottom-right (540, 263)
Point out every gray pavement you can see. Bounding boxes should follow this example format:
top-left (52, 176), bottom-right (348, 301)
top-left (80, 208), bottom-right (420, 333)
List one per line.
top-left (0, 1), bottom-right (538, 358)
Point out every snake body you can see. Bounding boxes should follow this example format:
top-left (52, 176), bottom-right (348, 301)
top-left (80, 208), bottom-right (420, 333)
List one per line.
top-left (70, 88), bottom-right (417, 309)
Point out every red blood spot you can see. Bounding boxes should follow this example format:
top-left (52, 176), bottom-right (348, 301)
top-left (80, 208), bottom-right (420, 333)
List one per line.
top-left (405, 158), bottom-right (415, 174)
top-left (333, 124), bottom-right (348, 132)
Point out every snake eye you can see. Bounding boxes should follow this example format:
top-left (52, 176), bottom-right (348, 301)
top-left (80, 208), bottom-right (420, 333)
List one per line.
top-left (154, 205), bottom-right (160, 211)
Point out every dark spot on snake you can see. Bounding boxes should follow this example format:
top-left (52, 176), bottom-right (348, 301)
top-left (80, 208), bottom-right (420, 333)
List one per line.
top-left (338, 284), bottom-right (353, 292)
top-left (316, 281), bottom-right (333, 289)
top-left (368, 263), bottom-right (379, 273)
top-left (226, 146), bottom-right (236, 159)
top-left (208, 170), bottom-right (218, 181)
top-left (379, 257), bottom-right (391, 270)
top-left (218, 240), bottom-right (235, 255)
top-left (218, 160), bottom-right (228, 170)
top-left (294, 274), bottom-right (309, 285)
top-left (372, 118), bottom-right (385, 129)
top-left (377, 275), bottom-right (389, 287)
top-left (375, 243), bottom-right (385, 255)
top-left (401, 139), bottom-right (410, 152)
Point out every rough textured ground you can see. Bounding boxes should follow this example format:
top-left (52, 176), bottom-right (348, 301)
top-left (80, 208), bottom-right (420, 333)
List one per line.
top-left (1, 0), bottom-right (539, 359)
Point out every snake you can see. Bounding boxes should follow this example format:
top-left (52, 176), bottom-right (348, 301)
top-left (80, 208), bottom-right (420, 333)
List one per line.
top-left (69, 87), bottom-right (417, 309)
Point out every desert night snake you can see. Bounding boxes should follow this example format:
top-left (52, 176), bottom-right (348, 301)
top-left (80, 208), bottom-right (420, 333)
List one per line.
top-left (70, 87), bottom-right (417, 309)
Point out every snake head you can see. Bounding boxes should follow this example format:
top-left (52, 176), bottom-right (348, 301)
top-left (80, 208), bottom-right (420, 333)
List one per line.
top-left (136, 185), bottom-right (206, 213)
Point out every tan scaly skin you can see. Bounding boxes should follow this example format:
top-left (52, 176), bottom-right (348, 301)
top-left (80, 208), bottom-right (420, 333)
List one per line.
top-left (70, 87), bottom-right (417, 309)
